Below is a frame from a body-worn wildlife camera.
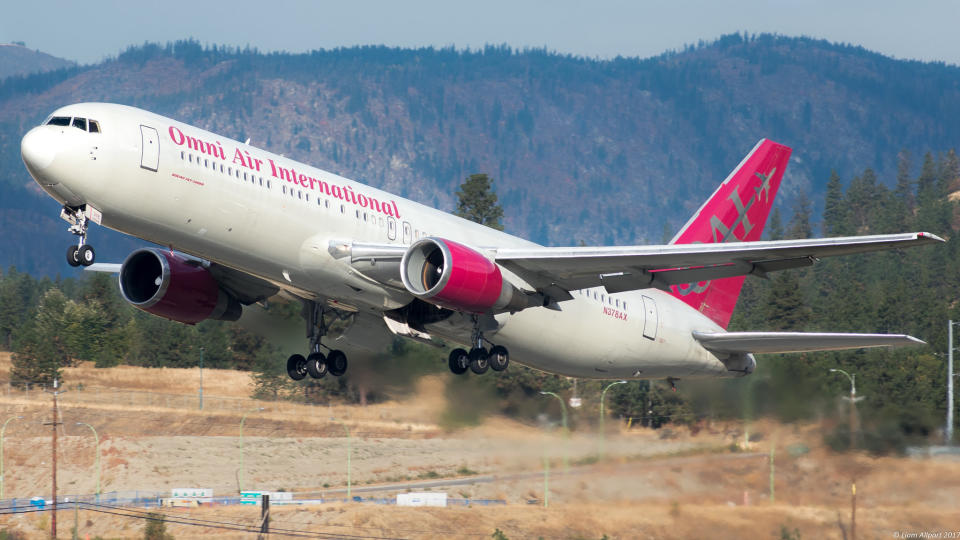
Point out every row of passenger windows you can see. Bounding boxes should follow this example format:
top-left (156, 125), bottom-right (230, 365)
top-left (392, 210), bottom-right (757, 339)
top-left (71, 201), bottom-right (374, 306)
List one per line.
top-left (179, 150), bottom-right (432, 241)
top-left (577, 288), bottom-right (628, 310)
top-left (46, 116), bottom-right (101, 133)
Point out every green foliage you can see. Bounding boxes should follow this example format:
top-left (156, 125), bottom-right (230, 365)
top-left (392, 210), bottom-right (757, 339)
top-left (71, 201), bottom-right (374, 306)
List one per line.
top-left (455, 174), bottom-right (504, 231)
top-left (778, 525), bottom-right (801, 540)
top-left (491, 529), bottom-right (510, 540)
top-left (143, 512), bottom-right (174, 540)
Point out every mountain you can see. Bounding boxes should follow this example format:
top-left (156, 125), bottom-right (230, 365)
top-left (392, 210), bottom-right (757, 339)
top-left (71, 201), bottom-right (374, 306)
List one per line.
top-left (0, 43), bottom-right (75, 79)
top-left (2, 34), bottom-right (960, 276)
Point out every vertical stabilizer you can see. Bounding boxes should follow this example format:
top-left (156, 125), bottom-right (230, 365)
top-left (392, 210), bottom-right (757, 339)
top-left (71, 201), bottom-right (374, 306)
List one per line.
top-left (667, 139), bottom-right (792, 328)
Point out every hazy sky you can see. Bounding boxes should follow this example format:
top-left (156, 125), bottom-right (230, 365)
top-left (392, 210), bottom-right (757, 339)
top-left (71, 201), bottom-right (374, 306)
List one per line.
top-left (2, 0), bottom-right (959, 66)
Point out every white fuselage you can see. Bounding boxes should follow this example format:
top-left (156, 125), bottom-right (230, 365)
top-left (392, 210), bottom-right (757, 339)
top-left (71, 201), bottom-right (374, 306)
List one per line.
top-left (22, 103), bottom-right (738, 380)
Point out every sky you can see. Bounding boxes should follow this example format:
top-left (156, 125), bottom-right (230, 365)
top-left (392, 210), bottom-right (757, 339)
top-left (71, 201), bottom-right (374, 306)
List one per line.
top-left (2, 0), bottom-right (959, 66)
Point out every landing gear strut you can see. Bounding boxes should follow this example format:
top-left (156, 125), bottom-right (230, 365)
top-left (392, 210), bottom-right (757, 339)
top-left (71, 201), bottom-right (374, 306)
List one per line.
top-left (447, 316), bottom-right (509, 376)
top-left (286, 301), bottom-right (349, 381)
top-left (63, 206), bottom-right (96, 267)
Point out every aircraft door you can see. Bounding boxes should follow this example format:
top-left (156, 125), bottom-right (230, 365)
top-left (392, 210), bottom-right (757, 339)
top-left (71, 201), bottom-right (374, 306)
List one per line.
top-left (387, 217), bottom-right (397, 241)
top-left (641, 295), bottom-right (658, 340)
top-left (402, 221), bottom-right (412, 244)
top-left (140, 125), bottom-right (159, 172)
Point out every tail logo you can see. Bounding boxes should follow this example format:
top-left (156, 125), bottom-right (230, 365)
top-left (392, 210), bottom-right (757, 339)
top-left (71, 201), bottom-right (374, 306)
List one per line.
top-left (676, 166), bottom-right (777, 297)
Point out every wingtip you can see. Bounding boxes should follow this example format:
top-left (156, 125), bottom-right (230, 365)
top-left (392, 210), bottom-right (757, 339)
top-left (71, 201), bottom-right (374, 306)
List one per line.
top-left (916, 232), bottom-right (946, 243)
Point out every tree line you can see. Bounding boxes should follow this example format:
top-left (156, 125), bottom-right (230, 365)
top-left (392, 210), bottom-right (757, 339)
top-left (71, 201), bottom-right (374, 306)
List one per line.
top-left (2, 156), bottom-right (958, 452)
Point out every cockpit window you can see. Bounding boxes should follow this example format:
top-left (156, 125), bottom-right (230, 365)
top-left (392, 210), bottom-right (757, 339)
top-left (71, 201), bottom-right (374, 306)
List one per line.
top-left (47, 117), bottom-right (70, 126)
top-left (72, 117), bottom-right (87, 131)
top-left (88, 120), bottom-right (100, 133)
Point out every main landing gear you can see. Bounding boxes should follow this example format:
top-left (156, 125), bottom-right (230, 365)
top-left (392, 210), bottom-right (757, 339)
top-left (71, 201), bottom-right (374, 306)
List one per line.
top-left (447, 320), bottom-right (510, 376)
top-left (63, 206), bottom-right (96, 267)
top-left (287, 302), bottom-right (349, 381)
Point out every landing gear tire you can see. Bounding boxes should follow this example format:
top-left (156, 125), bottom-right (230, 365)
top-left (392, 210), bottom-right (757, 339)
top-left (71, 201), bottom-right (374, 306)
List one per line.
top-left (287, 354), bottom-right (307, 381)
top-left (489, 345), bottom-right (509, 372)
top-left (448, 348), bottom-right (469, 375)
top-left (306, 352), bottom-right (328, 379)
top-left (469, 347), bottom-right (489, 375)
top-left (78, 244), bottom-right (95, 266)
top-left (67, 245), bottom-right (81, 267)
top-left (327, 350), bottom-right (348, 377)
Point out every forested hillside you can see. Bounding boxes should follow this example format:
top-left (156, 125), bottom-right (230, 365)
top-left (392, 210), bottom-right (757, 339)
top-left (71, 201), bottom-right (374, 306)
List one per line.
top-left (1, 34), bottom-right (959, 449)
top-left (3, 34), bottom-right (960, 275)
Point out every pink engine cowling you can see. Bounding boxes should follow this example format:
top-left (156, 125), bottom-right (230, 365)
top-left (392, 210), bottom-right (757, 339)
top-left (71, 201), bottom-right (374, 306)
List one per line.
top-left (401, 238), bottom-right (512, 313)
top-left (118, 249), bottom-right (240, 324)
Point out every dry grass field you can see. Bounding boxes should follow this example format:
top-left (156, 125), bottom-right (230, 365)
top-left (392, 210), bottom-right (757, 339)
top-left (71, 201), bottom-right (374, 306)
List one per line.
top-left (0, 352), bottom-right (957, 539)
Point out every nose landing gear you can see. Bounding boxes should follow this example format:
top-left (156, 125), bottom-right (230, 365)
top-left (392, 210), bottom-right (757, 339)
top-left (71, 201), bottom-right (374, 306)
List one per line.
top-left (62, 206), bottom-right (96, 267)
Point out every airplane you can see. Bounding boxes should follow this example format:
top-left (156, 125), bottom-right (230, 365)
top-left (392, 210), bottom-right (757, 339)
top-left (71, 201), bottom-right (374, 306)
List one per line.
top-left (19, 103), bottom-right (942, 384)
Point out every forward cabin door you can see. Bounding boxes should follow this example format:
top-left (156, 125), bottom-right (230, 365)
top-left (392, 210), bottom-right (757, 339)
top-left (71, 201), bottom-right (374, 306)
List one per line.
top-left (140, 125), bottom-right (159, 172)
top-left (642, 295), bottom-right (658, 340)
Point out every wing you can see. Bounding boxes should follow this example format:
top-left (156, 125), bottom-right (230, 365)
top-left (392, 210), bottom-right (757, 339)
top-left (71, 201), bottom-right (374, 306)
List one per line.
top-left (693, 331), bottom-right (925, 354)
top-left (494, 232), bottom-right (942, 300)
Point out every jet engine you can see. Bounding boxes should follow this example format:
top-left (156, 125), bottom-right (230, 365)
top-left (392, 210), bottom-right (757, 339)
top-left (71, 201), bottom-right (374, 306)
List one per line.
top-left (119, 248), bottom-right (241, 324)
top-left (400, 238), bottom-right (532, 314)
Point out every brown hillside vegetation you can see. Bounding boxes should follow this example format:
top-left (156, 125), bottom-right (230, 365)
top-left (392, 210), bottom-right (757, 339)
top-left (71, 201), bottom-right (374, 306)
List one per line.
top-left (0, 352), bottom-right (957, 539)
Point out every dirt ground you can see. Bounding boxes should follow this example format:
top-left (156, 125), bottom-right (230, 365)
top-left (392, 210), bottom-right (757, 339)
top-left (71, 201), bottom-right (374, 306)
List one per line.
top-left (0, 353), bottom-right (958, 539)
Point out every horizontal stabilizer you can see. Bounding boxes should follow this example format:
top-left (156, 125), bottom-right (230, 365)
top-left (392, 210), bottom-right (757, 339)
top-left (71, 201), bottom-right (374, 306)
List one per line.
top-left (693, 331), bottom-right (925, 354)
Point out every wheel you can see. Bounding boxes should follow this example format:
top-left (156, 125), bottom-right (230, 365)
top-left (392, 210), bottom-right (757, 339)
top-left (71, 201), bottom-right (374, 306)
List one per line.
top-left (78, 244), bottom-right (96, 266)
top-left (287, 354), bottom-right (307, 381)
top-left (448, 348), bottom-right (469, 375)
top-left (306, 352), bottom-right (328, 378)
top-left (66, 245), bottom-right (81, 267)
top-left (327, 350), bottom-right (348, 377)
top-left (469, 347), bottom-right (489, 375)
top-left (489, 345), bottom-right (509, 372)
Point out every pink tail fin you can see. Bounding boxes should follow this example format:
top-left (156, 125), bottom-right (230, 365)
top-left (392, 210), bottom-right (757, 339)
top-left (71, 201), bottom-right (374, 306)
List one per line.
top-left (667, 139), bottom-right (792, 329)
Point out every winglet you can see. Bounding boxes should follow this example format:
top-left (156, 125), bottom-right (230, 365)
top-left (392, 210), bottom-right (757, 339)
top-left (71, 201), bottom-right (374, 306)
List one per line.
top-left (668, 139), bottom-right (792, 329)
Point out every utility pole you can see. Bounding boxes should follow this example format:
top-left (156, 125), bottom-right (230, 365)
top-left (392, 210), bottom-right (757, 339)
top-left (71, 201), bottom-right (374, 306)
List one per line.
top-left (257, 493), bottom-right (270, 539)
top-left (948, 321), bottom-right (955, 444)
top-left (44, 379), bottom-right (65, 540)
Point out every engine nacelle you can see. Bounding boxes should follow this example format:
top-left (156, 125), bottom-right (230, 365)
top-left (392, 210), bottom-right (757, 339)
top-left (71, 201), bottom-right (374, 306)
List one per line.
top-left (401, 238), bottom-right (530, 314)
top-left (119, 248), bottom-right (241, 324)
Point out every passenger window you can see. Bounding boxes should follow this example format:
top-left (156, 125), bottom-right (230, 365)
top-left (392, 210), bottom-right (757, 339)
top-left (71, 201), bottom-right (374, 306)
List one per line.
top-left (282, 185), bottom-right (287, 194)
top-left (243, 172), bottom-right (247, 181)
top-left (615, 299), bottom-right (620, 308)
top-left (88, 120), bottom-right (100, 133)
top-left (72, 118), bottom-right (87, 130)
top-left (180, 151), bottom-right (185, 160)
top-left (47, 117), bottom-right (70, 126)
top-left (204, 158), bottom-right (209, 167)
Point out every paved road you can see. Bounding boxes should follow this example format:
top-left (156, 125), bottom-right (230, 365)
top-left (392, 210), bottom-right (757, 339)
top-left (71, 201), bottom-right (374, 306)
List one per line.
top-left (312, 451), bottom-right (767, 496)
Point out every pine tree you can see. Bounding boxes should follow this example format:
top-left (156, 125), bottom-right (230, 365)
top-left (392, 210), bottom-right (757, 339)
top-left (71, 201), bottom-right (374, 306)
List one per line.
top-left (455, 174), bottom-right (504, 230)
top-left (823, 170), bottom-right (848, 236)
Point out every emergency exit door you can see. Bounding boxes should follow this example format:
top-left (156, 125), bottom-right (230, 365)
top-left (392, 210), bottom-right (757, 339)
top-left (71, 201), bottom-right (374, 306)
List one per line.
top-left (642, 295), bottom-right (658, 340)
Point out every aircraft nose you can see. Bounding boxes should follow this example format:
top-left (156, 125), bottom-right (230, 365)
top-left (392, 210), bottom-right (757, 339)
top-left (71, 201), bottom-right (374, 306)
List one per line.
top-left (21, 127), bottom-right (58, 173)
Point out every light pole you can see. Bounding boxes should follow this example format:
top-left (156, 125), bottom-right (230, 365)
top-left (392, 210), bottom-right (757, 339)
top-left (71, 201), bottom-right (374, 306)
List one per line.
top-left (330, 419), bottom-right (352, 499)
top-left (239, 407), bottom-right (264, 493)
top-left (947, 320), bottom-right (959, 445)
top-left (829, 368), bottom-right (861, 451)
top-left (540, 391), bottom-right (568, 471)
top-left (75, 423), bottom-right (100, 501)
top-left (599, 381), bottom-right (626, 460)
top-left (829, 367), bottom-right (862, 540)
top-left (198, 347), bottom-right (204, 410)
top-left (1, 415), bottom-right (23, 499)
